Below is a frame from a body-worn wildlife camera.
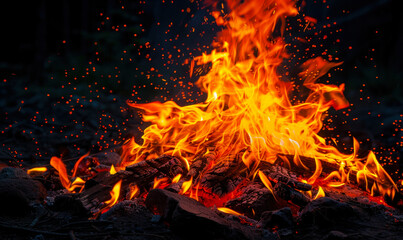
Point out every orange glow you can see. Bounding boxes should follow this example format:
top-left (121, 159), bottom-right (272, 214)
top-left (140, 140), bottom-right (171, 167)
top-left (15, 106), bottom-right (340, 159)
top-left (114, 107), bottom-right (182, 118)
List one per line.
top-left (313, 186), bottom-right (325, 200)
top-left (104, 180), bottom-right (122, 208)
top-left (27, 167), bottom-right (47, 175)
top-left (217, 207), bottom-right (243, 216)
top-left (172, 174), bottom-right (182, 184)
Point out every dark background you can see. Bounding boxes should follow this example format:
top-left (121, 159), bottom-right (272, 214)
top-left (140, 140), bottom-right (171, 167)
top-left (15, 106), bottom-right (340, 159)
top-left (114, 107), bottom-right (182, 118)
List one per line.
top-left (0, 0), bottom-right (402, 181)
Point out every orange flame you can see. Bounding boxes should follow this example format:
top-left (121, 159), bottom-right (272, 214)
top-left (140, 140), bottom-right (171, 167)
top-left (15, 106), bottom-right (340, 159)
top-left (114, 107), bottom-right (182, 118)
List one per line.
top-left (116, 0), bottom-right (396, 200)
top-left (258, 170), bottom-right (275, 197)
top-left (128, 184), bottom-right (139, 200)
top-left (50, 157), bottom-right (71, 190)
top-left (104, 180), bottom-right (122, 208)
top-left (72, 152), bottom-right (90, 178)
top-left (153, 177), bottom-right (169, 189)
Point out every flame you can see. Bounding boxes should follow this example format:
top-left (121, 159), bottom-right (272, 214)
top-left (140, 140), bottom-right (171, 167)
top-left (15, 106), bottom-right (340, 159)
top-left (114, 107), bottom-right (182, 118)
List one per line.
top-left (217, 207), bottom-right (243, 216)
top-left (118, 0), bottom-right (397, 200)
top-left (128, 184), bottom-right (139, 200)
top-left (180, 177), bottom-right (193, 194)
top-left (27, 167), bottom-right (47, 175)
top-left (258, 170), bottom-right (275, 197)
top-left (50, 157), bottom-right (71, 190)
top-left (69, 177), bottom-right (85, 193)
top-left (153, 177), bottom-right (169, 189)
top-left (72, 152), bottom-right (90, 178)
top-left (172, 174), bottom-right (182, 184)
top-left (110, 165), bottom-right (117, 175)
top-left (313, 186), bottom-right (325, 200)
top-left (104, 180), bottom-right (122, 208)
top-left (50, 157), bottom-right (86, 193)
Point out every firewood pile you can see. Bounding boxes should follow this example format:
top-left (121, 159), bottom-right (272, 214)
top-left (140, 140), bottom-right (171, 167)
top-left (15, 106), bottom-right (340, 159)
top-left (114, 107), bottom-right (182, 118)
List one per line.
top-left (1, 151), bottom-right (402, 240)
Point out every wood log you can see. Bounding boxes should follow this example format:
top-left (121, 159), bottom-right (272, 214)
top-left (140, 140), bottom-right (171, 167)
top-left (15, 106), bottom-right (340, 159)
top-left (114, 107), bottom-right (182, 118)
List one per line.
top-left (271, 154), bottom-right (403, 210)
top-left (72, 155), bottom-right (187, 214)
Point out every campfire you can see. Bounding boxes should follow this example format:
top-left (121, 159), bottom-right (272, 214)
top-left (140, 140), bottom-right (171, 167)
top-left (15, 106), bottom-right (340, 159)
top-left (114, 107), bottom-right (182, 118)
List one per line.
top-left (2, 0), bottom-right (402, 239)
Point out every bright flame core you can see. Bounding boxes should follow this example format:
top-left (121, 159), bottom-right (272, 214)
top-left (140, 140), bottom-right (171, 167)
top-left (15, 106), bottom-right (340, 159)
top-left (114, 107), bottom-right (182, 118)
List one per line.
top-left (118, 0), bottom-right (396, 198)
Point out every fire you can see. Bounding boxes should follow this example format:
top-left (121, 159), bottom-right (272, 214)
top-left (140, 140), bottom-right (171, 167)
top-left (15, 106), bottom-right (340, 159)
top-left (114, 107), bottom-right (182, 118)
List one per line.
top-left (104, 180), bottom-right (122, 208)
top-left (313, 186), bottom-right (325, 200)
top-left (27, 167), bottom-right (47, 175)
top-left (109, 165), bottom-right (117, 175)
top-left (180, 177), bottom-right (193, 194)
top-left (217, 207), bottom-right (243, 216)
top-left (172, 174), bottom-right (182, 184)
top-left (119, 0), bottom-right (397, 200)
top-left (50, 157), bottom-right (71, 190)
top-left (153, 177), bottom-right (169, 189)
top-left (128, 184), bottom-right (139, 200)
top-left (258, 170), bottom-right (275, 197)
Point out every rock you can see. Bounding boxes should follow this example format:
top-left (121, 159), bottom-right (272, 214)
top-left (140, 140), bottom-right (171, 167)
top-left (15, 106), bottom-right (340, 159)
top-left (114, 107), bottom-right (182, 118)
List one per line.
top-left (321, 231), bottom-right (348, 240)
top-left (0, 183), bottom-right (30, 216)
top-left (100, 199), bottom-right (153, 221)
top-left (258, 207), bottom-right (294, 230)
top-left (0, 167), bottom-right (46, 216)
top-left (91, 152), bottom-right (121, 166)
top-left (298, 197), bottom-right (354, 227)
top-left (52, 194), bottom-right (87, 216)
top-left (225, 183), bottom-right (283, 219)
top-left (0, 167), bottom-right (30, 179)
top-left (145, 188), bottom-right (259, 240)
top-left (0, 167), bottom-right (46, 203)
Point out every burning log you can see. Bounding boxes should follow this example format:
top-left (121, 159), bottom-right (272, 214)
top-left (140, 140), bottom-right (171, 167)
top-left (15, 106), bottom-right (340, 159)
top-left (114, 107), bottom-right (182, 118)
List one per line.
top-left (67, 155), bottom-right (187, 214)
top-left (272, 154), bottom-right (402, 209)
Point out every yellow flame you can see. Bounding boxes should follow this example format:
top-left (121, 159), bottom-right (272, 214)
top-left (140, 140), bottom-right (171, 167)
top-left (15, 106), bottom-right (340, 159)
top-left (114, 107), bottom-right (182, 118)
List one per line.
top-left (258, 170), bottom-right (275, 197)
top-left (110, 165), bottom-right (117, 175)
top-left (180, 177), bottom-right (193, 194)
top-left (172, 174), bottom-right (182, 184)
top-left (104, 180), bottom-right (122, 207)
top-left (313, 186), bottom-right (325, 200)
top-left (27, 167), bottom-right (47, 175)
top-left (217, 207), bottom-right (243, 216)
